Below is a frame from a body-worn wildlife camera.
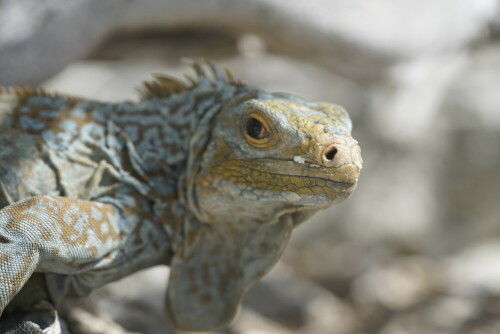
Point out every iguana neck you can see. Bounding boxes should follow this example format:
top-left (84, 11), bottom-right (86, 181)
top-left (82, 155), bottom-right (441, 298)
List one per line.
top-left (108, 84), bottom-right (252, 175)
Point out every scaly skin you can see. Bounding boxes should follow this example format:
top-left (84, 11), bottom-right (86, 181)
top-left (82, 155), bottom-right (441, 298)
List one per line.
top-left (0, 59), bottom-right (362, 331)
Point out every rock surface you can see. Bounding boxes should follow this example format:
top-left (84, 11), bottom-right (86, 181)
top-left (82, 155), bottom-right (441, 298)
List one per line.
top-left (1, 0), bottom-right (499, 84)
top-left (0, 302), bottom-right (70, 334)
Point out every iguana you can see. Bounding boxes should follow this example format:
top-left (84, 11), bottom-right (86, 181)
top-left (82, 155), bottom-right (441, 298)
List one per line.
top-left (0, 59), bottom-right (362, 331)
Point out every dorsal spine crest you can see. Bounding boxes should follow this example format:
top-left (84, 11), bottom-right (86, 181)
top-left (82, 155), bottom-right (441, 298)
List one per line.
top-left (138, 58), bottom-right (243, 100)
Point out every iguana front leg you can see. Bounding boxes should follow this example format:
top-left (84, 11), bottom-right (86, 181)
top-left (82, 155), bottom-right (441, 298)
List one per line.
top-left (0, 195), bottom-right (126, 315)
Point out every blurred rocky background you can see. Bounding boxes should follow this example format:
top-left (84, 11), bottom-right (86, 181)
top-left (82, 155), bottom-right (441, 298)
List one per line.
top-left (2, 0), bottom-right (500, 333)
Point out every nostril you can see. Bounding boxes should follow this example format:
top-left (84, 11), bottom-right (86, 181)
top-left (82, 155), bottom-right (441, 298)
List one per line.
top-left (324, 146), bottom-right (338, 161)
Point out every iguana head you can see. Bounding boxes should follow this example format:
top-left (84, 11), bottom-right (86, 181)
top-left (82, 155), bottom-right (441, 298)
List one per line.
top-left (192, 92), bottom-right (362, 224)
top-left (145, 60), bottom-right (362, 332)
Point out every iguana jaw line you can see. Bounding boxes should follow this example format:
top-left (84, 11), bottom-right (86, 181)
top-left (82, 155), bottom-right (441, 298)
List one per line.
top-left (207, 159), bottom-right (360, 186)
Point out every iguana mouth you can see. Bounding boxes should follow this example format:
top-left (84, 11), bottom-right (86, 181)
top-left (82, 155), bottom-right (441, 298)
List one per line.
top-left (207, 159), bottom-right (360, 196)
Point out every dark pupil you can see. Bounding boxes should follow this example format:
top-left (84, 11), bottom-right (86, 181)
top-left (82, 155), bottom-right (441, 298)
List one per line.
top-left (246, 117), bottom-right (267, 139)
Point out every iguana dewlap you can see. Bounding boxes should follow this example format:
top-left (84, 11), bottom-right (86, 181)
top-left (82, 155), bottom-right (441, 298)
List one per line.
top-left (0, 59), bottom-right (362, 331)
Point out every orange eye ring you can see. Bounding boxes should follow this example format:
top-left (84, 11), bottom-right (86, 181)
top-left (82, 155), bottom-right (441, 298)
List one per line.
top-left (243, 112), bottom-right (272, 147)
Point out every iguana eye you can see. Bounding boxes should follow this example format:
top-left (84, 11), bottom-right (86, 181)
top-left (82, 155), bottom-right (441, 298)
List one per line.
top-left (246, 118), bottom-right (267, 139)
top-left (244, 112), bottom-right (271, 146)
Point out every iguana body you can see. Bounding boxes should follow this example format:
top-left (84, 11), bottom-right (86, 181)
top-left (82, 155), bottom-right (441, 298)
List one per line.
top-left (0, 60), bottom-right (362, 331)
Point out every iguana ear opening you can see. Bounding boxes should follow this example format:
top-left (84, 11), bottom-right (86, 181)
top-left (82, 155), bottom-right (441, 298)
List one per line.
top-left (165, 218), bottom-right (293, 331)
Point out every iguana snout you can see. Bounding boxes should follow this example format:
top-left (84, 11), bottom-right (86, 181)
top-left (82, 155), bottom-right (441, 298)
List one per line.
top-left (315, 136), bottom-right (362, 186)
top-left (318, 137), bottom-right (361, 169)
